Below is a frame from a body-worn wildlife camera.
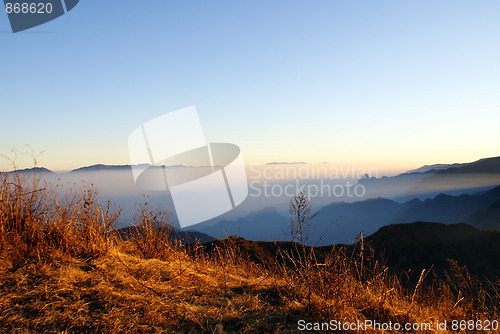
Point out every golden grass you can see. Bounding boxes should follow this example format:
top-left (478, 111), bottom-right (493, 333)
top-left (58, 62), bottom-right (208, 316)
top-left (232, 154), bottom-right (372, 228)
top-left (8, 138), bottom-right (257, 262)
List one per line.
top-left (0, 173), bottom-right (498, 333)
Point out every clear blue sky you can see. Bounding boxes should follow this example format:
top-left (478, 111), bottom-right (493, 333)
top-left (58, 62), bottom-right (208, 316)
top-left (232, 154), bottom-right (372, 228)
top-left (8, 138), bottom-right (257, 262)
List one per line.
top-left (1, 0), bottom-right (499, 173)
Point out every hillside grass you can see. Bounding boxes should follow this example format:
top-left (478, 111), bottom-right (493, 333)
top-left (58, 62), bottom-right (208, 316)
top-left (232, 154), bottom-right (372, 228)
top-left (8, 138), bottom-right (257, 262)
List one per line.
top-left (0, 173), bottom-right (499, 333)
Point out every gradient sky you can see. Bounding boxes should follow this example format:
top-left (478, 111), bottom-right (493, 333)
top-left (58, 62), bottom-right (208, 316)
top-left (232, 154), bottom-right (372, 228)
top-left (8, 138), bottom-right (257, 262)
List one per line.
top-left (1, 0), bottom-right (499, 174)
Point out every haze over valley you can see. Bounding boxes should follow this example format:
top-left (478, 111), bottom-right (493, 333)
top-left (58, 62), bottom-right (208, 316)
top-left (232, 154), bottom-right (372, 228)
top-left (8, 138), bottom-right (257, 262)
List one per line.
top-left (4, 156), bottom-right (500, 245)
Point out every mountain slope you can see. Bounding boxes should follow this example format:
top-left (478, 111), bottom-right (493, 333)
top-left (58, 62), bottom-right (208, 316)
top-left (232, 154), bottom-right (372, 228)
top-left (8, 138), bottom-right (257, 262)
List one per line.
top-left (404, 163), bottom-right (463, 174)
top-left (116, 225), bottom-right (215, 244)
top-left (194, 207), bottom-right (289, 241)
top-left (361, 222), bottom-right (500, 280)
top-left (434, 156), bottom-right (500, 175)
top-left (307, 186), bottom-right (500, 244)
top-left (465, 199), bottom-right (500, 231)
top-left (2, 167), bottom-right (53, 174)
top-left (71, 164), bottom-right (135, 173)
top-left (200, 222), bottom-right (500, 282)
top-left (358, 156), bottom-right (500, 201)
top-left (194, 185), bottom-right (500, 245)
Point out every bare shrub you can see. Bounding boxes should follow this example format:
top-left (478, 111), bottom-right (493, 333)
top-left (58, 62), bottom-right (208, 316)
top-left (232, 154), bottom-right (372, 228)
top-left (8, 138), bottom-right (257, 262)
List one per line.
top-left (129, 204), bottom-right (175, 260)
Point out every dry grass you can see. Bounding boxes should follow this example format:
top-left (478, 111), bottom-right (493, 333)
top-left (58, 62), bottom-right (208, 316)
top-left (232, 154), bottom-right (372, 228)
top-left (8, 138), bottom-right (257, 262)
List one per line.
top-left (0, 173), bottom-right (499, 333)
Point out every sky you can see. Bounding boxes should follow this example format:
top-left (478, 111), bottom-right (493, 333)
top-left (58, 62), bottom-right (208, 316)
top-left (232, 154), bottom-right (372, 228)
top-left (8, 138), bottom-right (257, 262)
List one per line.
top-left (1, 0), bottom-right (500, 174)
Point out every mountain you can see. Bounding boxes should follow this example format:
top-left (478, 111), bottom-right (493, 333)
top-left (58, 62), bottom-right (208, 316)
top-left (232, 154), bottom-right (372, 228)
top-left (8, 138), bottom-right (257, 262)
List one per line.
top-left (359, 222), bottom-right (500, 280)
top-left (404, 157), bottom-right (500, 176)
top-left (116, 225), bottom-right (215, 244)
top-left (2, 167), bottom-right (53, 175)
top-left (358, 156), bottom-right (500, 201)
top-left (192, 185), bottom-right (500, 245)
top-left (404, 163), bottom-right (463, 174)
top-left (199, 222), bottom-right (500, 282)
top-left (314, 197), bottom-right (406, 243)
top-left (356, 167), bottom-right (447, 202)
top-left (194, 207), bottom-right (289, 241)
top-left (71, 164), bottom-right (135, 173)
top-left (319, 185), bottom-right (500, 242)
top-left (3, 164), bottom-right (200, 175)
top-left (408, 157), bottom-right (500, 196)
top-left (69, 164), bottom-right (210, 173)
top-left (394, 186), bottom-right (500, 224)
top-left (465, 199), bottom-right (500, 231)
top-left (433, 156), bottom-right (500, 175)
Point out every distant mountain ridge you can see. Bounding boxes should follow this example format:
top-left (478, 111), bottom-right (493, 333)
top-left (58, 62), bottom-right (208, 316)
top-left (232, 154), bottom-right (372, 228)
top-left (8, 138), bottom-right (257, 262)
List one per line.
top-left (2, 164), bottom-right (206, 174)
top-left (402, 156), bottom-right (500, 175)
top-left (71, 164), bottom-right (135, 173)
top-left (2, 167), bottom-right (53, 175)
top-left (357, 221), bottom-right (500, 280)
top-left (358, 156), bottom-right (500, 201)
top-left (194, 184), bottom-right (500, 245)
top-left (116, 225), bottom-right (215, 244)
top-left (5, 156), bottom-right (500, 176)
top-left (465, 199), bottom-right (500, 230)
top-left (194, 207), bottom-right (289, 241)
top-left (404, 163), bottom-right (463, 174)
top-left (436, 156), bottom-right (500, 175)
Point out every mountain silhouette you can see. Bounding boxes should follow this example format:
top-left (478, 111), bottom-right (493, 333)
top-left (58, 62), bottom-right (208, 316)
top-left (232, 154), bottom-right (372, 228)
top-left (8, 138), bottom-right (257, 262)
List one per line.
top-left (194, 185), bottom-right (500, 245)
top-left (194, 207), bottom-right (289, 241)
top-left (404, 163), bottom-right (464, 174)
top-left (465, 199), bottom-right (500, 231)
top-left (2, 167), bottom-right (53, 175)
top-left (116, 225), bottom-right (215, 244)
top-left (434, 156), bottom-right (500, 175)
top-left (358, 221), bottom-right (500, 280)
top-left (71, 164), bottom-right (135, 173)
top-left (358, 156), bottom-right (500, 201)
top-left (199, 222), bottom-right (500, 282)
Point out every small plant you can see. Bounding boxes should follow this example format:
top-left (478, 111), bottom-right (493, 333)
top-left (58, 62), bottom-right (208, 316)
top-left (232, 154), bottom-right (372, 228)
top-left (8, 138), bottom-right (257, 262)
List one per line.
top-left (129, 203), bottom-right (174, 260)
top-left (287, 191), bottom-right (318, 313)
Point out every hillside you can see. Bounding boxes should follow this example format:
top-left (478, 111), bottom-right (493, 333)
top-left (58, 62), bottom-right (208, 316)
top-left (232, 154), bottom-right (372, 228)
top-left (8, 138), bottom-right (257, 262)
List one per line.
top-left (465, 199), bottom-right (500, 231)
top-left (1, 176), bottom-right (499, 333)
top-left (196, 185), bottom-right (500, 245)
top-left (360, 222), bottom-right (500, 280)
top-left (1, 167), bottom-right (53, 175)
top-left (201, 222), bottom-right (500, 283)
top-left (116, 225), bottom-right (216, 244)
top-left (357, 156), bottom-right (500, 201)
